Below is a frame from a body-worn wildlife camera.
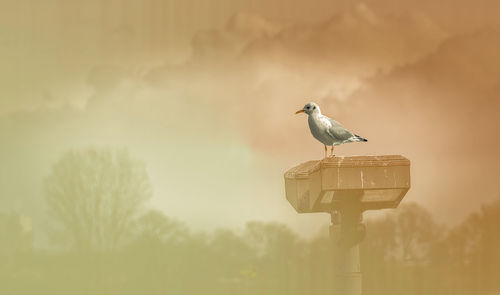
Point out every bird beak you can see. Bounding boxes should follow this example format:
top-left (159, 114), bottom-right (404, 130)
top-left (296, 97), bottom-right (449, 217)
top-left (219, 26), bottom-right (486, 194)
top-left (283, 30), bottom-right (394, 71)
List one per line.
top-left (295, 109), bottom-right (305, 114)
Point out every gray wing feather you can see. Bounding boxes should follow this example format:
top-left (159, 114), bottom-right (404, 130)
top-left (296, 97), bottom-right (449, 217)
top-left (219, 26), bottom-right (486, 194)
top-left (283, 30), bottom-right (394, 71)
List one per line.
top-left (326, 118), bottom-right (354, 141)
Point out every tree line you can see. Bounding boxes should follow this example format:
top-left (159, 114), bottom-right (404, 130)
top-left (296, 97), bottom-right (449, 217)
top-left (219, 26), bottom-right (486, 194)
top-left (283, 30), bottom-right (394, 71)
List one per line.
top-left (1, 148), bottom-right (499, 295)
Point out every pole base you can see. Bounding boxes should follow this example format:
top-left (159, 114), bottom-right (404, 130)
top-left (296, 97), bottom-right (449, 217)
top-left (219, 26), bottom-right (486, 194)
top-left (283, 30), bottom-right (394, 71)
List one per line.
top-left (336, 272), bottom-right (362, 295)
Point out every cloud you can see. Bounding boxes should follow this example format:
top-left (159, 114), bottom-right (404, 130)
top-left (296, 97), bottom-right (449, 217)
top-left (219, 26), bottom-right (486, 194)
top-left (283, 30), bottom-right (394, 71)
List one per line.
top-left (144, 6), bottom-right (447, 155)
top-left (183, 6), bottom-right (447, 67)
top-left (352, 29), bottom-right (500, 149)
top-left (346, 29), bottom-right (500, 222)
top-left (3, 4), bottom-right (498, 236)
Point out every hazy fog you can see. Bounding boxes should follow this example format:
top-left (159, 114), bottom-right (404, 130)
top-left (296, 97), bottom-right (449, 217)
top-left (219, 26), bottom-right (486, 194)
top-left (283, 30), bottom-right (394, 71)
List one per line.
top-left (1, 0), bottom-right (500, 242)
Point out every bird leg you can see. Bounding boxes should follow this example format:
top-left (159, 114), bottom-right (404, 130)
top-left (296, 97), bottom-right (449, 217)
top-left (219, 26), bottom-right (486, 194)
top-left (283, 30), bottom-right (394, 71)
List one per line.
top-left (330, 145), bottom-right (335, 157)
top-left (324, 145), bottom-right (327, 158)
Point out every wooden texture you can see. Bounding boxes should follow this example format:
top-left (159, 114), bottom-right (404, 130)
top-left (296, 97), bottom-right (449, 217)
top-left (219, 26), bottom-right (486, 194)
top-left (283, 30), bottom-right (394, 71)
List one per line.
top-left (284, 155), bottom-right (410, 213)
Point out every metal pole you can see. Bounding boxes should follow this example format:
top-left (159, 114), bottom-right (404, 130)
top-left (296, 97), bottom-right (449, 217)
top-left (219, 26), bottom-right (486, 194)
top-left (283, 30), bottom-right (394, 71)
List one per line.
top-left (330, 206), bottom-right (363, 295)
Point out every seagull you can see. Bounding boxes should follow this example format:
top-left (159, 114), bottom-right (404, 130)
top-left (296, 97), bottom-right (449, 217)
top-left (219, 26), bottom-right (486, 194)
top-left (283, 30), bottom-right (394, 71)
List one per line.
top-left (296, 102), bottom-right (367, 158)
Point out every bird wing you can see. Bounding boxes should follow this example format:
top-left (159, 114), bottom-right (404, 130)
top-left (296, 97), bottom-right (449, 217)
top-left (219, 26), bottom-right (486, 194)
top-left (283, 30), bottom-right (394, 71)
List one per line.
top-left (324, 117), bottom-right (354, 141)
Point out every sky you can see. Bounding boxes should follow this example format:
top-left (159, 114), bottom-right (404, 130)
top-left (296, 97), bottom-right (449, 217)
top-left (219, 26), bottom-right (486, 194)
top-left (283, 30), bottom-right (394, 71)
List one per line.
top-left (1, 0), bottom-right (500, 244)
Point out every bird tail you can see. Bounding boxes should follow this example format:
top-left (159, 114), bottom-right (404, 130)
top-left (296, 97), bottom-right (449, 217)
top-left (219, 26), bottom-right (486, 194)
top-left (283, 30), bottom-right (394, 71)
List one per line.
top-left (353, 134), bottom-right (368, 142)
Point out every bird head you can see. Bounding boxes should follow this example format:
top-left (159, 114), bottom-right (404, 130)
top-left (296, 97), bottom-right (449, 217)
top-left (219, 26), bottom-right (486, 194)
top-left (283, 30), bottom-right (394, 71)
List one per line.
top-left (295, 102), bottom-right (320, 115)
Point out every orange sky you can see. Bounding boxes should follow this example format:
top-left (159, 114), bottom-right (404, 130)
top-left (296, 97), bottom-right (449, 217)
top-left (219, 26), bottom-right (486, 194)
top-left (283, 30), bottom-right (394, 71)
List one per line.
top-left (1, 0), bottom-right (499, 242)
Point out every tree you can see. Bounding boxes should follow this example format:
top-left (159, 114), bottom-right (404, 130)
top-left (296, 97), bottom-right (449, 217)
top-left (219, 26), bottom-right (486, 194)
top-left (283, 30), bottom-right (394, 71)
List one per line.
top-left (434, 198), bottom-right (500, 295)
top-left (395, 203), bottom-right (441, 263)
top-left (361, 203), bottom-right (442, 295)
top-left (243, 222), bottom-right (304, 295)
top-left (133, 209), bottom-right (189, 246)
top-left (364, 203), bottom-right (441, 263)
top-left (0, 212), bottom-right (32, 254)
top-left (44, 148), bottom-right (151, 251)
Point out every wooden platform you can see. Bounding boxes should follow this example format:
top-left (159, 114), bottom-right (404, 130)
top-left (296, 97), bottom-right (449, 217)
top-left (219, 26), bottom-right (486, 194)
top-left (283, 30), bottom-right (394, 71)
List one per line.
top-left (284, 155), bottom-right (411, 213)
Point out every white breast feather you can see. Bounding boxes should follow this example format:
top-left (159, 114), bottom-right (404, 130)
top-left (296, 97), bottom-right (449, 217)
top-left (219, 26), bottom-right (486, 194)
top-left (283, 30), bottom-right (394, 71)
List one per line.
top-left (319, 116), bottom-right (332, 129)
